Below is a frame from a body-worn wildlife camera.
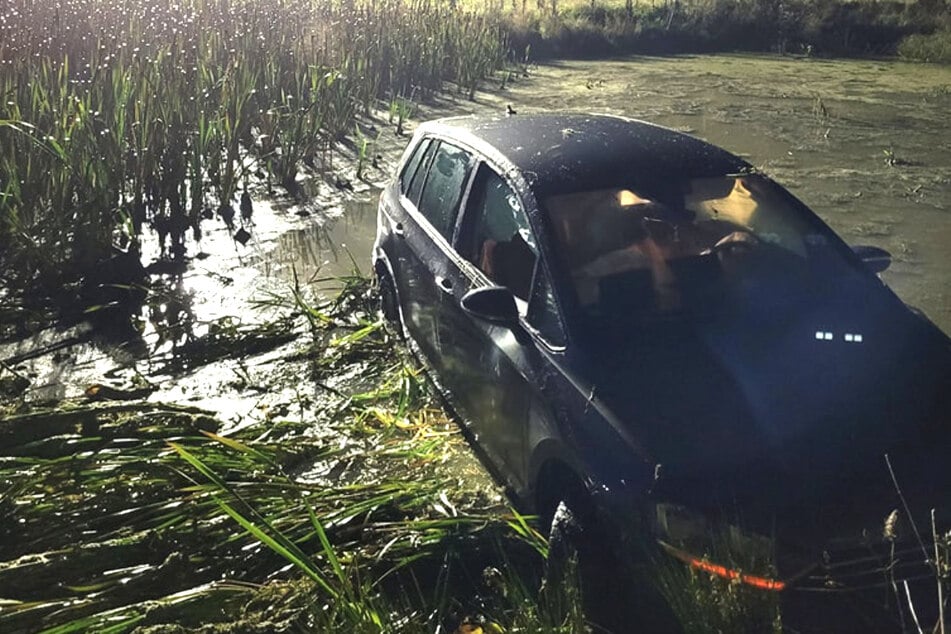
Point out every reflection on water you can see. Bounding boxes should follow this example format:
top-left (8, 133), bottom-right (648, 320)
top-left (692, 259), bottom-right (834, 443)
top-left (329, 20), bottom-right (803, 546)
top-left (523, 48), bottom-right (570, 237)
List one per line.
top-left (254, 196), bottom-right (380, 284)
top-left (504, 54), bottom-right (951, 333)
top-left (0, 193), bottom-right (383, 406)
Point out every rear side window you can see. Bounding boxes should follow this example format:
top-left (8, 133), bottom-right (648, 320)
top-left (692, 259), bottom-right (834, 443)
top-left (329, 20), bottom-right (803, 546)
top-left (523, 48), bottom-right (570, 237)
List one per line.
top-left (416, 142), bottom-right (473, 241)
top-left (399, 138), bottom-right (432, 196)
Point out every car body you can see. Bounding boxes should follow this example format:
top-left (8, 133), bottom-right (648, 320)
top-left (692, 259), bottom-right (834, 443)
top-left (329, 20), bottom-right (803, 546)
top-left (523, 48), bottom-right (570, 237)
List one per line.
top-left (372, 113), bottom-right (951, 631)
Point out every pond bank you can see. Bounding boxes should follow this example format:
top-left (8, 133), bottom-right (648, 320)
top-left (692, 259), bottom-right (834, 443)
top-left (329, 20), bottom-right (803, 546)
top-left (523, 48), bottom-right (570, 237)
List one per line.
top-left (505, 0), bottom-right (951, 64)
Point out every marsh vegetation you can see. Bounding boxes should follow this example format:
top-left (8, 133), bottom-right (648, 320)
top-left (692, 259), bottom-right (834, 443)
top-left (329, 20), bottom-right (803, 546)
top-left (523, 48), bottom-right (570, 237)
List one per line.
top-left (493, 0), bottom-right (951, 62)
top-left (0, 0), bottom-right (508, 309)
top-left (0, 276), bottom-right (581, 633)
top-left (2, 1), bottom-right (949, 632)
top-left (1, 0), bottom-right (947, 315)
top-left (0, 269), bottom-right (793, 632)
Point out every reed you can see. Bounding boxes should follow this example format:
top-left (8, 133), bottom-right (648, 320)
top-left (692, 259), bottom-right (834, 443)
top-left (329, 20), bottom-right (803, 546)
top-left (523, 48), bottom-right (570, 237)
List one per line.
top-left (899, 30), bottom-right (951, 64)
top-left (0, 275), bottom-right (579, 633)
top-left (0, 0), bottom-right (507, 297)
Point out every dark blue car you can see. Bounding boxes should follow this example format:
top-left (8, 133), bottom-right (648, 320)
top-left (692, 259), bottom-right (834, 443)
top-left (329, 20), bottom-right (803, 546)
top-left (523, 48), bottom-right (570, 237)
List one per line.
top-left (372, 113), bottom-right (951, 632)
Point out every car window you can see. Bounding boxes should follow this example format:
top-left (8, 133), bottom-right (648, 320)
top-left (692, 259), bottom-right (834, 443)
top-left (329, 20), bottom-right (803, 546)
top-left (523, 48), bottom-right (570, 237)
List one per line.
top-left (416, 142), bottom-right (474, 241)
top-left (399, 137), bottom-right (432, 196)
top-left (405, 140), bottom-right (438, 206)
top-left (544, 174), bottom-right (851, 326)
top-left (463, 167), bottom-right (538, 302)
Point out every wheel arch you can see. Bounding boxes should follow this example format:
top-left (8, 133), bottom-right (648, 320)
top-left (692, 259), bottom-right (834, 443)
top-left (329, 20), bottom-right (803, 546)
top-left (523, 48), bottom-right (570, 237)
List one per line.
top-left (373, 251), bottom-right (406, 326)
top-left (530, 443), bottom-right (591, 526)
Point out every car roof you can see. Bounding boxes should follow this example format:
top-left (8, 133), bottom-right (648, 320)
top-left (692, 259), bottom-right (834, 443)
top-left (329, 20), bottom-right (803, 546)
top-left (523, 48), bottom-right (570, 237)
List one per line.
top-left (417, 113), bottom-right (751, 198)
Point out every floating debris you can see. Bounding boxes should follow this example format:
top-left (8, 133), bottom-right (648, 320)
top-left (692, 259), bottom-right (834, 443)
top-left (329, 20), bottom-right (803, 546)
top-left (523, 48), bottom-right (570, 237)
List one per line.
top-left (234, 226), bottom-right (251, 246)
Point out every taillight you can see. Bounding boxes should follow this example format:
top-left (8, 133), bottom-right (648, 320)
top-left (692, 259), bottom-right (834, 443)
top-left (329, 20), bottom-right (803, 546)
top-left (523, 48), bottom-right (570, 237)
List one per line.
top-left (659, 540), bottom-right (786, 592)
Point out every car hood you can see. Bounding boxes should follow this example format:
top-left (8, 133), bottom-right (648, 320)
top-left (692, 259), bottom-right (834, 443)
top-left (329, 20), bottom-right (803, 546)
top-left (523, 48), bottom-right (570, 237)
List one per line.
top-left (585, 267), bottom-right (951, 548)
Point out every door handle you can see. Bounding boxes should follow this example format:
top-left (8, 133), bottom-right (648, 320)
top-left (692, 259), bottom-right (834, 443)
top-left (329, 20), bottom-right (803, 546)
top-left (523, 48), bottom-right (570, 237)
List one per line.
top-left (393, 222), bottom-right (405, 237)
top-left (436, 276), bottom-right (453, 294)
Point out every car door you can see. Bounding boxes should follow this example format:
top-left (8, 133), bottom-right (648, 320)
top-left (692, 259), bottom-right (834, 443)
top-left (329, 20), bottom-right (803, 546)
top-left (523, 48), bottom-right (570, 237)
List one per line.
top-left (437, 163), bottom-right (566, 492)
top-left (392, 137), bottom-right (476, 369)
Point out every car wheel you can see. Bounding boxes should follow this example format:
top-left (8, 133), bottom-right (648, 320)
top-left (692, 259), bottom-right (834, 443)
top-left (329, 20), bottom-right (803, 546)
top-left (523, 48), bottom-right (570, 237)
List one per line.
top-left (544, 494), bottom-right (629, 631)
top-left (545, 494), bottom-right (681, 633)
top-left (545, 498), bottom-right (592, 584)
top-left (376, 269), bottom-right (403, 337)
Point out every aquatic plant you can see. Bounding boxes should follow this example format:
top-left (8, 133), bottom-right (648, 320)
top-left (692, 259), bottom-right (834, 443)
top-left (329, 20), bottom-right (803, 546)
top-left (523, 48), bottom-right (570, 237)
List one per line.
top-left (0, 275), bottom-right (585, 633)
top-left (498, 0), bottom-right (951, 60)
top-left (0, 0), bottom-right (507, 300)
top-left (651, 531), bottom-right (783, 633)
top-left (899, 30), bottom-right (951, 64)
top-left (4, 0), bottom-right (944, 307)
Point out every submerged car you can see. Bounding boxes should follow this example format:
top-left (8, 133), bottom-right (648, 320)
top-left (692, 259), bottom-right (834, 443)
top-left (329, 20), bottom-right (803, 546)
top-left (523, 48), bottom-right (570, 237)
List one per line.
top-left (372, 113), bottom-right (951, 631)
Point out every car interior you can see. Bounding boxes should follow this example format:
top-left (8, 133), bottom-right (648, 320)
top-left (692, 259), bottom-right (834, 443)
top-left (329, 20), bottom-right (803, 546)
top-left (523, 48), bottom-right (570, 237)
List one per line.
top-left (544, 175), bottom-right (830, 320)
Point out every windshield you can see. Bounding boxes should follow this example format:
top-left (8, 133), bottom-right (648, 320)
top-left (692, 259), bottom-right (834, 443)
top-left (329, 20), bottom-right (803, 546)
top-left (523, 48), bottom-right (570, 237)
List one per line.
top-left (544, 174), bottom-right (853, 323)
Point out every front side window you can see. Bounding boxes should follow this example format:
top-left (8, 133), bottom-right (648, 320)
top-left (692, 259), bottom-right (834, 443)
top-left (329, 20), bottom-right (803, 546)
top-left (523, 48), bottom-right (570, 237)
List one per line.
top-left (463, 167), bottom-right (537, 302)
top-left (416, 142), bottom-right (473, 241)
top-left (461, 166), bottom-right (565, 346)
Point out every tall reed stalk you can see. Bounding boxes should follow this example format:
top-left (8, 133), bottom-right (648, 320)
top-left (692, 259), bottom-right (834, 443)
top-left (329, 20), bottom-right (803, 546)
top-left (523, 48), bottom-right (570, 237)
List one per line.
top-left (0, 0), bottom-right (506, 296)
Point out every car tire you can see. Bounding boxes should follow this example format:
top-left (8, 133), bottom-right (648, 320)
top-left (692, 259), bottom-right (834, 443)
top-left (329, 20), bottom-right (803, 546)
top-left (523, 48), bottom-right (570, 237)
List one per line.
top-left (545, 498), bottom-right (594, 583)
top-left (544, 495), bottom-right (630, 632)
top-left (376, 269), bottom-right (403, 337)
top-left (545, 495), bottom-right (682, 633)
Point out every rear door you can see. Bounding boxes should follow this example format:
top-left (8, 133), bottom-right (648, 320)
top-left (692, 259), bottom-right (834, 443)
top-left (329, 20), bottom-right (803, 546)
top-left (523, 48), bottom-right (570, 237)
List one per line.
top-left (393, 138), bottom-right (475, 367)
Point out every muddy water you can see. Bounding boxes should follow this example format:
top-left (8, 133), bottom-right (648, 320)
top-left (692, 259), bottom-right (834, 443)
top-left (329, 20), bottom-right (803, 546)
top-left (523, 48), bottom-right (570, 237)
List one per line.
top-left (0, 193), bottom-right (378, 407)
top-left (262, 55), bottom-right (951, 334)
top-left (501, 54), bottom-right (951, 333)
top-left (252, 55), bottom-right (951, 336)
top-left (256, 196), bottom-right (380, 283)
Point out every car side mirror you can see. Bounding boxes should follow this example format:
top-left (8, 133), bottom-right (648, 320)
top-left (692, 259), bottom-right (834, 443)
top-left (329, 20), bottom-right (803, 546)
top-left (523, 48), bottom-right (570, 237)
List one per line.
top-left (461, 286), bottom-right (519, 326)
top-left (851, 245), bottom-right (891, 274)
